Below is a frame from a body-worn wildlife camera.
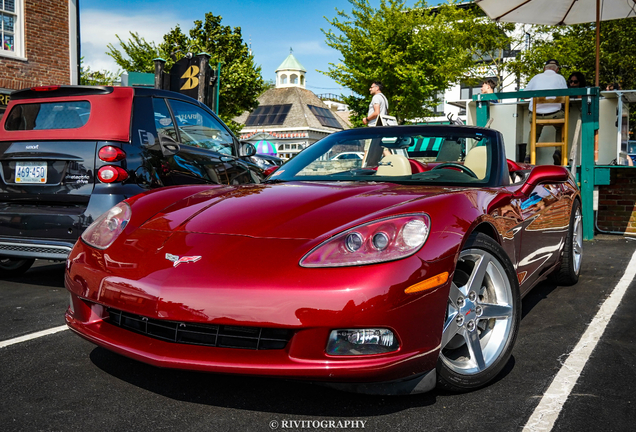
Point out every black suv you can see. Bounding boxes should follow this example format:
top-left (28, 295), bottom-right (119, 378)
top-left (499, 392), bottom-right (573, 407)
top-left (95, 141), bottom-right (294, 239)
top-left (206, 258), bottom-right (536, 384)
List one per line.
top-left (0, 85), bottom-right (260, 275)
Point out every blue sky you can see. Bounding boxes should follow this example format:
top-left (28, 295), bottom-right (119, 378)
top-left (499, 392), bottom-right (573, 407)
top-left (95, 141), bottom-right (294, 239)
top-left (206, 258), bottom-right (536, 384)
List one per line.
top-left (81, 0), bottom-right (436, 94)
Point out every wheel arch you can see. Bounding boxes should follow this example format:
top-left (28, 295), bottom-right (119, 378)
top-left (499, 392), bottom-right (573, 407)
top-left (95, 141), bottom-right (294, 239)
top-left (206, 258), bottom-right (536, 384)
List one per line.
top-left (470, 221), bottom-right (500, 245)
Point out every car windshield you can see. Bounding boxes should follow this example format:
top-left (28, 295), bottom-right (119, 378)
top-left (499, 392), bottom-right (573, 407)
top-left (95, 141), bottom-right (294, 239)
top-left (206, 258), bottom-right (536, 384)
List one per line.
top-left (270, 126), bottom-right (499, 186)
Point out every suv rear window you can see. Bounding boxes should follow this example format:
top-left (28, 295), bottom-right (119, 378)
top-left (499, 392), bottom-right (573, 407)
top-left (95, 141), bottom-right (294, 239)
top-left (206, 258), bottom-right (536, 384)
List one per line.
top-left (4, 101), bottom-right (90, 131)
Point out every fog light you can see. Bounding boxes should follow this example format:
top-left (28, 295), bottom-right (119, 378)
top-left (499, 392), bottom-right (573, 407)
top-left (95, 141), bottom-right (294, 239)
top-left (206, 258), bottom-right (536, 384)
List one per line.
top-left (326, 328), bottom-right (399, 356)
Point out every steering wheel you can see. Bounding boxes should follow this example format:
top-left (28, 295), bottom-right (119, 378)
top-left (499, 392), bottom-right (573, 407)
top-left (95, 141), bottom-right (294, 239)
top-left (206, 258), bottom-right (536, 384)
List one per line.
top-left (431, 162), bottom-right (478, 178)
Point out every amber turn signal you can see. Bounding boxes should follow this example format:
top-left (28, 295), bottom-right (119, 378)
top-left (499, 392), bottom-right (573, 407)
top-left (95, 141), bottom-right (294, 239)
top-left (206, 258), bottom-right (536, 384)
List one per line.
top-left (404, 272), bottom-right (449, 294)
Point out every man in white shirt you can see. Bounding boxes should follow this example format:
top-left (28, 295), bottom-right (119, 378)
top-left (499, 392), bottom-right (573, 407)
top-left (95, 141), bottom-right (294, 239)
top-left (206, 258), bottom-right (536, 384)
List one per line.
top-left (362, 81), bottom-right (388, 126)
top-left (525, 59), bottom-right (568, 163)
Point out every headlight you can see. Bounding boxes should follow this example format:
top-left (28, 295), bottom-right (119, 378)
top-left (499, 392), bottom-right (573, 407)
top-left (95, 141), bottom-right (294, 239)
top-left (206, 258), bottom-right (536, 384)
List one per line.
top-left (80, 202), bottom-right (131, 249)
top-left (300, 214), bottom-right (430, 267)
top-left (326, 329), bottom-right (399, 355)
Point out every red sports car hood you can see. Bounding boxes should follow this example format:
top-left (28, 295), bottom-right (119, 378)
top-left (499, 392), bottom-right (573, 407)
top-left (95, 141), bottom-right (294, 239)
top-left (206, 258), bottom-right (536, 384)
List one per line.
top-left (140, 182), bottom-right (451, 240)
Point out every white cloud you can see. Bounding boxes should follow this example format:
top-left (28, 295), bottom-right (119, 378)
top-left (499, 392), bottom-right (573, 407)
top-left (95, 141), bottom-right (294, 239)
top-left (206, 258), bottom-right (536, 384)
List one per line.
top-left (81, 9), bottom-right (180, 73)
top-left (286, 40), bottom-right (332, 57)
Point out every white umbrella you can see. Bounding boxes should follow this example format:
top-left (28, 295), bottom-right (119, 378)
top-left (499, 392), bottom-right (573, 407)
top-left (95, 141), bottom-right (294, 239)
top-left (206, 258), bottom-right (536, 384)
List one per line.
top-left (475, 0), bottom-right (636, 86)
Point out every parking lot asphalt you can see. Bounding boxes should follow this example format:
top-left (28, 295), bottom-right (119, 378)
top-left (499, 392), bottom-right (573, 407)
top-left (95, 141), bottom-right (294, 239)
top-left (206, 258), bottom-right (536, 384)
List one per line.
top-left (0, 236), bottom-right (635, 432)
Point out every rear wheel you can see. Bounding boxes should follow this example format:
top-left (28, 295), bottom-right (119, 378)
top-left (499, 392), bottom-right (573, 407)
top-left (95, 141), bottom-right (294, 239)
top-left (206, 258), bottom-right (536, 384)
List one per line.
top-left (437, 233), bottom-right (520, 392)
top-left (0, 258), bottom-right (35, 276)
top-left (554, 200), bottom-right (582, 286)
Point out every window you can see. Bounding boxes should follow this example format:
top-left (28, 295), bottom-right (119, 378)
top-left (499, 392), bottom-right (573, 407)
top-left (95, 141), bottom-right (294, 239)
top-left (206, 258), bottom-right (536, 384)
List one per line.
top-left (307, 105), bottom-right (342, 129)
top-left (168, 99), bottom-right (235, 155)
top-left (459, 78), bottom-right (496, 115)
top-left (245, 104), bottom-right (292, 126)
top-left (291, 74), bottom-right (298, 84)
top-left (5, 101), bottom-right (90, 130)
top-left (280, 74), bottom-right (287, 85)
top-left (1, 0), bottom-right (22, 58)
top-left (460, 82), bottom-right (482, 100)
top-left (429, 93), bottom-right (444, 115)
top-left (152, 98), bottom-right (177, 144)
top-left (461, 77), bottom-right (497, 100)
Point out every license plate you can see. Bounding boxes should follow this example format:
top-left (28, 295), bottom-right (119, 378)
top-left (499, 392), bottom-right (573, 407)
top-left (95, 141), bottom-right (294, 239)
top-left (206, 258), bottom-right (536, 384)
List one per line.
top-left (15, 162), bottom-right (47, 184)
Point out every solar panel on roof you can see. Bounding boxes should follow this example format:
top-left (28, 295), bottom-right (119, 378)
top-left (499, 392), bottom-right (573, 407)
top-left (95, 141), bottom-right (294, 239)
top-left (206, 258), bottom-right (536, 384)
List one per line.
top-left (307, 105), bottom-right (342, 129)
top-left (245, 104), bottom-right (292, 126)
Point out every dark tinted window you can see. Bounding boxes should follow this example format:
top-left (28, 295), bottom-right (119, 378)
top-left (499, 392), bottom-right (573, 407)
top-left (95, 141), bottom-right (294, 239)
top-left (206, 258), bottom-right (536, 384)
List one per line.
top-left (4, 101), bottom-right (90, 130)
top-left (244, 104), bottom-right (291, 126)
top-left (152, 98), bottom-right (177, 142)
top-left (307, 105), bottom-right (342, 129)
top-left (168, 99), bottom-right (235, 155)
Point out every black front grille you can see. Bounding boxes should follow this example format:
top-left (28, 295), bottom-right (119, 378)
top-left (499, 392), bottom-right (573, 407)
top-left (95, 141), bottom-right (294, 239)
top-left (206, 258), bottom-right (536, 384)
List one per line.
top-left (106, 308), bottom-right (293, 350)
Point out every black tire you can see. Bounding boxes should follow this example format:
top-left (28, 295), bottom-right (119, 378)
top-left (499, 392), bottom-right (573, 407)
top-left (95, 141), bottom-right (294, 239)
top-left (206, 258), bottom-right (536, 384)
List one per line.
top-left (0, 258), bottom-right (35, 276)
top-left (437, 232), bottom-right (521, 392)
top-left (554, 200), bottom-right (582, 286)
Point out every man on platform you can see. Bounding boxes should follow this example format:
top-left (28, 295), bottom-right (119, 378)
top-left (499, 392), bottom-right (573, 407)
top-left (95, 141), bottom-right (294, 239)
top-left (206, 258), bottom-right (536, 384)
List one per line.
top-left (525, 59), bottom-right (568, 164)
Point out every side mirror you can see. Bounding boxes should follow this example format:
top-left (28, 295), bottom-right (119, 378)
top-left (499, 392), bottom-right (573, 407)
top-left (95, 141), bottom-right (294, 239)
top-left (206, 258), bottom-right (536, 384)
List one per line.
top-left (239, 142), bottom-right (257, 157)
top-left (515, 165), bottom-right (569, 197)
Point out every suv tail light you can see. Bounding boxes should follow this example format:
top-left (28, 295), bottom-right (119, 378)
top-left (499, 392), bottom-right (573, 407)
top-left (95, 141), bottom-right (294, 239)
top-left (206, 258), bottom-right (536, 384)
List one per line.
top-left (98, 166), bottom-right (129, 183)
top-left (98, 146), bottom-right (126, 162)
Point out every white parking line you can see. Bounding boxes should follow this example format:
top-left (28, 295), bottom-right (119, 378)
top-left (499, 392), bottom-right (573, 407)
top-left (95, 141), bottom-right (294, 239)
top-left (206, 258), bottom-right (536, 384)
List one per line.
top-left (0, 325), bottom-right (68, 349)
top-left (523, 248), bottom-right (636, 432)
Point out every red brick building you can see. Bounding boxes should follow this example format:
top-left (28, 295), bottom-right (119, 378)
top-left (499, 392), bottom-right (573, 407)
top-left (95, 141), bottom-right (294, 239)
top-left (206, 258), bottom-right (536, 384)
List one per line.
top-left (0, 0), bottom-right (79, 116)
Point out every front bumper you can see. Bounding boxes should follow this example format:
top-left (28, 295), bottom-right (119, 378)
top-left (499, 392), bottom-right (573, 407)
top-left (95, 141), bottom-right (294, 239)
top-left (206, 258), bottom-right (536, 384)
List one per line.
top-left (65, 233), bottom-right (454, 393)
top-left (66, 305), bottom-right (438, 390)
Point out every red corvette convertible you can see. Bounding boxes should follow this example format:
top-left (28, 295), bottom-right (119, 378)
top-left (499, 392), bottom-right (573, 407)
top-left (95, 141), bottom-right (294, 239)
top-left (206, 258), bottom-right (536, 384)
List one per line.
top-left (65, 125), bottom-right (582, 395)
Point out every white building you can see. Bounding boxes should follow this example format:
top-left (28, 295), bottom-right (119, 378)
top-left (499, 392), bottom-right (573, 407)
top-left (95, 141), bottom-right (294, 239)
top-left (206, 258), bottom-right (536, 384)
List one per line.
top-left (235, 52), bottom-right (350, 160)
top-left (425, 23), bottom-right (531, 123)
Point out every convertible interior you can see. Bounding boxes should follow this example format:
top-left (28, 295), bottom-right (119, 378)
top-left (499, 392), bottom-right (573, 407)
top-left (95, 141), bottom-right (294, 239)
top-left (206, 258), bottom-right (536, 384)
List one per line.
top-left (286, 126), bottom-right (529, 186)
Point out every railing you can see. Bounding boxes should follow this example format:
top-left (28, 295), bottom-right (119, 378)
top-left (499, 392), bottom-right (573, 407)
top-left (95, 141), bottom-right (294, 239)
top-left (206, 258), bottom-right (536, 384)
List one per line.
top-left (473, 87), bottom-right (601, 240)
top-left (318, 93), bottom-right (344, 103)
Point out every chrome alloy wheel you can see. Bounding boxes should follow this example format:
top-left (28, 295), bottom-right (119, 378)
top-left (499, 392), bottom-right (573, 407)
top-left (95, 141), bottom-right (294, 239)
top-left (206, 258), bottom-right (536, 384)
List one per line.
top-left (440, 248), bottom-right (514, 375)
top-left (572, 207), bottom-right (583, 275)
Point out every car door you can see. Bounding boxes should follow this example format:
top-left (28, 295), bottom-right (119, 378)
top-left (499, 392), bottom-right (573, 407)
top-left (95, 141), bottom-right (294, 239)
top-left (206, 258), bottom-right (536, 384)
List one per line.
top-left (516, 182), bottom-right (569, 289)
top-left (165, 99), bottom-right (256, 185)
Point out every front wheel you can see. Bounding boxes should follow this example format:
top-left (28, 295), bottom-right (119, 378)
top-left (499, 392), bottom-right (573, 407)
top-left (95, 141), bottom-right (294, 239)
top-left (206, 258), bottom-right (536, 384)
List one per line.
top-left (0, 258), bottom-right (35, 277)
top-left (437, 233), bottom-right (520, 392)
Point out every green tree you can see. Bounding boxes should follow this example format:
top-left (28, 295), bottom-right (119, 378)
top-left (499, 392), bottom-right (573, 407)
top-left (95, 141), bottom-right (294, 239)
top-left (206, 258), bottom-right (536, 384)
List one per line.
top-left (80, 58), bottom-right (121, 85)
top-left (107, 13), bottom-right (265, 132)
top-left (518, 19), bottom-right (636, 89)
top-left (106, 32), bottom-right (159, 74)
top-left (322, 0), bottom-right (479, 124)
top-left (449, 5), bottom-right (528, 92)
top-left (518, 18), bottom-right (636, 133)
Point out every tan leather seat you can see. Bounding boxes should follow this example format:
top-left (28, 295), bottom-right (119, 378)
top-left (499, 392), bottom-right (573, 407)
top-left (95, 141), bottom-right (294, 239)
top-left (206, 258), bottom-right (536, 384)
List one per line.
top-left (464, 146), bottom-right (488, 179)
top-left (376, 154), bottom-right (412, 176)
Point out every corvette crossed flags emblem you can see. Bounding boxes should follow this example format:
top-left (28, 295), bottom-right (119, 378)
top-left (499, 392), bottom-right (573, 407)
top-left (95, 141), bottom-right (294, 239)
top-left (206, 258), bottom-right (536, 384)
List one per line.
top-left (165, 253), bottom-right (202, 267)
